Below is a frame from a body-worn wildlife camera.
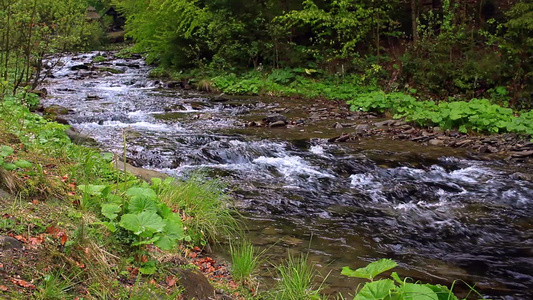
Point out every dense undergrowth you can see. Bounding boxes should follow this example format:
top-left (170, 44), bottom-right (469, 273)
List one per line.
top-left (151, 66), bottom-right (533, 138)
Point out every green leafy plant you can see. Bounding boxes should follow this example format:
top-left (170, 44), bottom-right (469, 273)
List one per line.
top-left (348, 92), bottom-right (533, 136)
top-left (343, 259), bottom-right (467, 300)
top-left (0, 145), bottom-right (32, 171)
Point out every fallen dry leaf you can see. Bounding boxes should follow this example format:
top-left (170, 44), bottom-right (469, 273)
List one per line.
top-left (60, 234), bottom-right (68, 245)
top-left (11, 234), bottom-right (27, 243)
top-left (46, 226), bottom-right (60, 235)
top-left (10, 278), bottom-right (35, 289)
top-left (166, 276), bottom-right (177, 287)
top-left (0, 285), bottom-right (7, 291)
top-left (29, 235), bottom-right (44, 245)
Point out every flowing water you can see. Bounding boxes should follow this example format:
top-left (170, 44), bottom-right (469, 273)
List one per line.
top-left (42, 52), bottom-right (533, 299)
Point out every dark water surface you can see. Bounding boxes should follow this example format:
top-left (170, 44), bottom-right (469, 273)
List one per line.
top-left (43, 52), bottom-right (533, 299)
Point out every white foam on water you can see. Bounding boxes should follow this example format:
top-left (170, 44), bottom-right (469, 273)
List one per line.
top-left (79, 120), bottom-right (182, 132)
top-left (349, 173), bottom-right (383, 190)
top-left (253, 156), bottom-right (334, 179)
top-left (448, 166), bottom-right (488, 183)
top-left (349, 173), bottom-right (386, 202)
top-left (309, 145), bottom-right (325, 155)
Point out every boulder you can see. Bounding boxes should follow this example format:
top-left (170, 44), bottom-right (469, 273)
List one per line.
top-left (118, 159), bottom-right (170, 182)
top-left (454, 139), bottom-right (473, 147)
top-left (175, 269), bottom-right (216, 300)
top-left (374, 120), bottom-right (395, 128)
top-left (0, 235), bottom-right (23, 251)
top-left (29, 88), bottom-right (48, 98)
top-left (66, 128), bottom-right (98, 146)
top-left (86, 94), bottom-right (100, 100)
top-left (0, 189), bottom-right (12, 200)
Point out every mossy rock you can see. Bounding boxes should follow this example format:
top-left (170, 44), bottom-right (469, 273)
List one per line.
top-left (99, 67), bottom-right (125, 74)
top-left (43, 104), bottom-right (69, 115)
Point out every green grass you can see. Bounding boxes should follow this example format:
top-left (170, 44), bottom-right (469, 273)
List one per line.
top-left (229, 239), bottom-right (262, 283)
top-left (159, 173), bottom-right (240, 246)
top-left (274, 253), bottom-right (324, 300)
top-left (0, 93), bottom-right (242, 298)
top-left (34, 271), bottom-right (77, 300)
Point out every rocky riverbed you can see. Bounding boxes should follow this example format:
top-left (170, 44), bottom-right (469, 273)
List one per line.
top-left (39, 51), bottom-right (533, 299)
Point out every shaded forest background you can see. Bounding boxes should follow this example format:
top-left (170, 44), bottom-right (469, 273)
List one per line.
top-left (110, 0), bottom-right (532, 108)
top-left (1, 0), bottom-right (531, 108)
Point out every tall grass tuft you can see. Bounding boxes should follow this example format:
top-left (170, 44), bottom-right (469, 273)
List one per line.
top-left (158, 173), bottom-right (239, 246)
top-left (230, 239), bottom-right (261, 283)
top-left (34, 271), bottom-right (77, 300)
top-left (274, 253), bottom-right (324, 300)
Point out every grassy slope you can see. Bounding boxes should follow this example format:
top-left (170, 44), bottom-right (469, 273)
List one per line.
top-left (0, 95), bottom-right (247, 299)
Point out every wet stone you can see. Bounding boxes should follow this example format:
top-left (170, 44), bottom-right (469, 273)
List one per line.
top-left (70, 64), bottom-right (89, 71)
top-left (212, 93), bottom-right (230, 102)
top-left (263, 114), bottom-right (287, 125)
top-left (355, 124), bottom-right (370, 133)
top-left (511, 150), bottom-right (533, 158)
top-left (428, 139), bottom-right (445, 146)
top-left (269, 120), bottom-right (287, 128)
top-left (455, 139), bottom-right (473, 147)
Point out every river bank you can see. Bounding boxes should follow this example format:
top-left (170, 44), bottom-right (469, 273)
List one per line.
top-left (146, 66), bottom-right (533, 164)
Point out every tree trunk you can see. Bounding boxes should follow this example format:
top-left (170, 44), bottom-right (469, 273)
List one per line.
top-left (411, 0), bottom-right (418, 43)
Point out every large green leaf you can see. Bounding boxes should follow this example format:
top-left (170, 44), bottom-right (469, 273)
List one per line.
top-left (355, 279), bottom-right (396, 300)
top-left (2, 163), bottom-right (17, 171)
top-left (425, 284), bottom-right (459, 300)
top-left (78, 184), bottom-right (107, 196)
top-left (101, 203), bottom-right (121, 220)
top-left (119, 212), bottom-right (166, 236)
top-left (132, 236), bottom-right (160, 246)
top-left (128, 197), bottom-right (158, 213)
top-left (0, 146), bottom-right (14, 157)
top-left (126, 187), bottom-right (157, 200)
top-left (397, 283), bottom-right (438, 300)
top-left (154, 218), bottom-right (185, 250)
top-left (342, 259), bottom-right (398, 280)
top-left (14, 160), bottom-right (32, 168)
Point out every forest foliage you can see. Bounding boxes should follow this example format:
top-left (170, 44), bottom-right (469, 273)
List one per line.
top-left (0, 0), bottom-right (105, 94)
top-left (113, 0), bottom-right (532, 108)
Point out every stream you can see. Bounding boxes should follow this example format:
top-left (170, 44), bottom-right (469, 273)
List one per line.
top-left (42, 52), bottom-right (533, 299)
